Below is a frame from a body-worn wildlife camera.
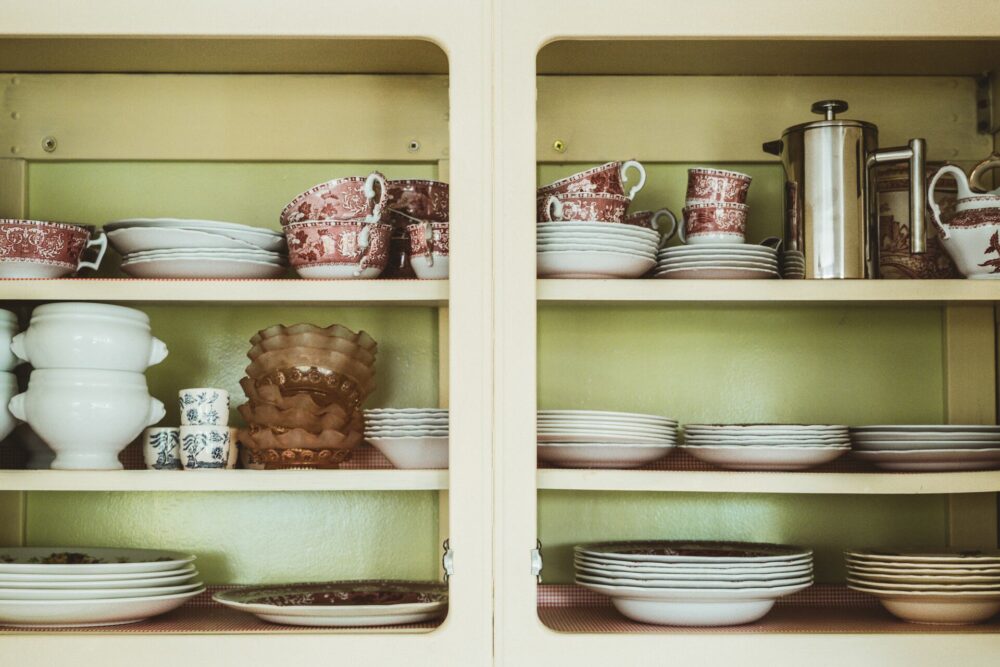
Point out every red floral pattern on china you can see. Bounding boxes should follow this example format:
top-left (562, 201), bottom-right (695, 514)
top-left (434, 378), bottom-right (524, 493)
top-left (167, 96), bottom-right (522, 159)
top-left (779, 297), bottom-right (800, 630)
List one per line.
top-left (405, 223), bottom-right (450, 257)
top-left (285, 222), bottom-right (391, 268)
top-left (947, 208), bottom-right (1000, 229)
top-left (685, 169), bottom-right (752, 204)
top-left (539, 194), bottom-right (629, 223)
top-left (0, 220), bottom-right (90, 267)
top-left (387, 180), bottom-right (449, 222)
top-left (537, 162), bottom-right (627, 198)
top-left (280, 174), bottom-right (388, 226)
top-left (683, 204), bottom-right (748, 236)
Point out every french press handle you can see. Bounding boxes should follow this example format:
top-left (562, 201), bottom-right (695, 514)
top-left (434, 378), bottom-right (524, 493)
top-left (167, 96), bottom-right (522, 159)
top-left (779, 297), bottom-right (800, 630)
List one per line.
top-left (866, 139), bottom-right (928, 255)
top-left (811, 100), bottom-right (849, 120)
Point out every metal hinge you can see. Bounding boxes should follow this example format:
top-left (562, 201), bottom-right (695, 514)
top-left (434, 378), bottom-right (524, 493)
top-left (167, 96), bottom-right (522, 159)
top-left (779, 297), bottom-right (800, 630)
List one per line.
top-left (530, 539), bottom-right (544, 583)
top-left (976, 73), bottom-right (995, 135)
top-left (441, 538), bottom-right (455, 582)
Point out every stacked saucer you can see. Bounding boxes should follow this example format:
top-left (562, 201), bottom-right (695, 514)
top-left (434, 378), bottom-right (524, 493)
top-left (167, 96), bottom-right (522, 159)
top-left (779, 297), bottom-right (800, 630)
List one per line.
top-left (536, 223), bottom-right (658, 278)
top-left (0, 547), bottom-right (202, 628)
top-left (850, 425), bottom-right (1000, 471)
top-left (575, 541), bottom-right (813, 626)
top-left (365, 408), bottom-right (449, 469)
top-left (781, 250), bottom-right (805, 279)
top-left (681, 424), bottom-right (850, 470)
top-left (655, 243), bottom-right (780, 280)
top-left (537, 409), bottom-right (677, 468)
top-left (846, 548), bottom-right (1000, 624)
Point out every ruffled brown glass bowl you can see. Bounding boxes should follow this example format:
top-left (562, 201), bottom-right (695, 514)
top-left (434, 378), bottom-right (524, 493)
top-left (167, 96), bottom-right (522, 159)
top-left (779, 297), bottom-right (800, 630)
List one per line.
top-left (245, 347), bottom-right (375, 393)
top-left (252, 366), bottom-right (369, 409)
top-left (240, 424), bottom-right (364, 451)
top-left (247, 332), bottom-right (377, 367)
top-left (239, 445), bottom-right (353, 470)
top-left (239, 377), bottom-right (353, 416)
top-left (251, 323), bottom-right (377, 354)
top-left (238, 402), bottom-right (356, 434)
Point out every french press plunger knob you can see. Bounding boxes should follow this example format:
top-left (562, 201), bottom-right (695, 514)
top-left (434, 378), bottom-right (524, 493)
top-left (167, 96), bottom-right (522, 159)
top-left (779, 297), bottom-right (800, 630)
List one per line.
top-left (810, 99), bottom-right (849, 120)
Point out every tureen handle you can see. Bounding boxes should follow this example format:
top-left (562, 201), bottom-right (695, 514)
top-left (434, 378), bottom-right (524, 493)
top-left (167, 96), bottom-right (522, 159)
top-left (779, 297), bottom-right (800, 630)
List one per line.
top-left (969, 152), bottom-right (1000, 195)
top-left (928, 165), bottom-right (968, 239)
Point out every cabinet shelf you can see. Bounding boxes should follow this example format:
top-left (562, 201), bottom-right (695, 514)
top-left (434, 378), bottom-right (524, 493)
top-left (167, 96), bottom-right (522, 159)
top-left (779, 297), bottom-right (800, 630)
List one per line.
top-left (0, 279), bottom-right (448, 305)
top-left (0, 469), bottom-right (448, 492)
top-left (537, 279), bottom-right (1000, 303)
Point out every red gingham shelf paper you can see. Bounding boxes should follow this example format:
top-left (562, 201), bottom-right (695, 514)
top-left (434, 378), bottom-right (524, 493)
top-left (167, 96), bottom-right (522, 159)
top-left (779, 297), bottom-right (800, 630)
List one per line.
top-left (1, 586), bottom-right (445, 634)
top-left (536, 585), bottom-right (1000, 634)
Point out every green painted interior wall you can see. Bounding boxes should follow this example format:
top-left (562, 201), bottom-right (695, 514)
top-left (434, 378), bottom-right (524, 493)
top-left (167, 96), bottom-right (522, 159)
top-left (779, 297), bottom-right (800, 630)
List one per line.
top-left (18, 162), bottom-right (444, 582)
top-left (536, 163), bottom-right (949, 583)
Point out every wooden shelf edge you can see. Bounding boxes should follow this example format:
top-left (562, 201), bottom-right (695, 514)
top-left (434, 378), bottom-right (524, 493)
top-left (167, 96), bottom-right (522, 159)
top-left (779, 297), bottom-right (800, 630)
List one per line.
top-left (535, 469), bottom-right (1000, 494)
top-left (536, 279), bottom-right (1000, 303)
top-left (0, 469), bottom-right (449, 492)
top-left (0, 279), bottom-right (449, 305)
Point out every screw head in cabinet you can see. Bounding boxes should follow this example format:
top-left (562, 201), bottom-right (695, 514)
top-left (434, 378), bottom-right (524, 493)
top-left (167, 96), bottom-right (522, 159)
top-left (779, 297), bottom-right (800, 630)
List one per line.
top-left (41, 136), bottom-right (57, 153)
top-left (552, 139), bottom-right (566, 154)
top-left (408, 139), bottom-right (421, 153)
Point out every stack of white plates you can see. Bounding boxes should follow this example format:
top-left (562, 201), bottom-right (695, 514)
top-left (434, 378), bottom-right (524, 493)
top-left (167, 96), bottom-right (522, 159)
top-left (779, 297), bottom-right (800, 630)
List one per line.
top-left (536, 222), bottom-right (658, 278)
top-left (0, 547), bottom-right (202, 627)
top-left (846, 548), bottom-right (1000, 624)
top-left (107, 218), bottom-right (288, 278)
top-left (781, 250), bottom-right (805, 279)
top-left (655, 243), bottom-right (780, 280)
top-left (681, 424), bottom-right (850, 470)
top-left (575, 541), bottom-right (813, 626)
top-left (365, 408), bottom-right (449, 469)
top-left (850, 425), bottom-right (1000, 471)
top-left (537, 409), bottom-right (677, 468)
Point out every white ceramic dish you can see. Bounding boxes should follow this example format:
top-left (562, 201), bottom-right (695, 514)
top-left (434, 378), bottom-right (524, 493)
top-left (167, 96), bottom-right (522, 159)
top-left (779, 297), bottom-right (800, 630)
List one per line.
top-left (410, 254), bottom-right (449, 280)
top-left (852, 448), bottom-right (1000, 471)
top-left (680, 444), bottom-right (848, 470)
top-left (660, 243), bottom-right (777, 254)
top-left (846, 577), bottom-right (1000, 592)
top-left (851, 425), bottom-right (1000, 432)
top-left (293, 264), bottom-right (385, 279)
top-left (538, 235), bottom-right (658, 252)
top-left (538, 434), bottom-right (675, 445)
top-left (686, 425), bottom-right (848, 433)
top-left (0, 588), bottom-right (203, 627)
top-left (852, 431), bottom-right (1000, 442)
top-left (537, 443), bottom-right (675, 468)
top-left (367, 436), bottom-right (448, 469)
top-left (577, 563), bottom-right (811, 581)
top-left (365, 408), bottom-right (448, 414)
top-left (0, 372), bottom-right (19, 443)
top-left (537, 250), bottom-right (656, 279)
top-left (846, 549), bottom-right (1000, 564)
top-left (654, 266), bottom-right (779, 279)
top-left (577, 572), bottom-right (813, 589)
top-left (107, 226), bottom-right (272, 253)
top-left (0, 581), bottom-right (203, 601)
top-left (122, 257), bottom-right (287, 279)
top-left (847, 563), bottom-right (1000, 576)
top-left (124, 246), bottom-right (285, 260)
top-left (851, 439), bottom-right (1000, 451)
top-left (0, 549), bottom-right (195, 575)
top-left (536, 222), bottom-right (660, 241)
top-left (575, 554), bottom-right (812, 573)
top-left (576, 542), bottom-right (812, 564)
top-left (658, 259), bottom-right (778, 270)
top-left (0, 570), bottom-right (198, 589)
top-left (541, 243), bottom-right (656, 258)
top-left (538, 410), bottom-right (675, 423)
top-left (848, 571), bottom-right (1000, 584)
top-left (847, 584), bottom-right (1000, 624)
top-left (539, 423), bottom-right (677, 436)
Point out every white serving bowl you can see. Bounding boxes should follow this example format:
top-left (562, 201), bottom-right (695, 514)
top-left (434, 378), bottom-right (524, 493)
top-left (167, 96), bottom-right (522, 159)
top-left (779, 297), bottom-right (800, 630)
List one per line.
top-left (680, 444), bottom-right (849, 471)
top-left (849, 586), bottom-right (1000, 624)
top-left (0, 309), bottom-right (19, 371)
top-left (11, 302), bottom-right (168, 372)
top-left (411, 254), bottom-right (449, 280)
top-left (537, 443), bottom-right (675, 468)
top-left (0, 372), bottom-right (20, 442)
top-left (367, 436), bottom-right (449, 468)
top-left (8, 369), bottom-right (165, 470)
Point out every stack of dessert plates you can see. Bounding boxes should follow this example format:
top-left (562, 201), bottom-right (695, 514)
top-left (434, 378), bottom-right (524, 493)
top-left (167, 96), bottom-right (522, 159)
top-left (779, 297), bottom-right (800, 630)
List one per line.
top-left (0, 547), bottom-right (202, 627)
top-left (536, 222), bottom-right (658, 278)
top-left (214, 581), bottom-right (448, 627)
top-left (846, 548), bottom-right (1000, 624)
top-left (781, 250), bottom-right (805, 279)
top-left (575, 541), bottom-right (813, 626)
top-left (537, 409), bottom-right (677, 468)
top-left (365, 408), bottom-right (449, 469)
top-left (681, 424), bottom-right (850, 470)
top-left (107, 218), bottom-right (288, 278)
top-left (850, 425), bottom-right (1000, 471)
top-left (655, 243), bottom-right (780, 280)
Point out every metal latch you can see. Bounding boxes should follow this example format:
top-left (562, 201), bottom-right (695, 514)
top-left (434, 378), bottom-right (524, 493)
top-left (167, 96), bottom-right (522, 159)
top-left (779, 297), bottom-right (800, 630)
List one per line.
top-left (442, 538), bottom-right (455, 582)
top-left (530, 539), bottom-right (543, 583)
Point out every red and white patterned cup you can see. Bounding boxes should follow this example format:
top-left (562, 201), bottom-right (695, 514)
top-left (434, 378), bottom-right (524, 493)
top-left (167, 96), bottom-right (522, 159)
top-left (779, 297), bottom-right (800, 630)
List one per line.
top-left (680, 203), bottom-right (749, 244)
top-left (539, 193), bottom-right (630, 223)
top-left (0, 219), bottom-right (107, 278)
top-left (405, 222), bottom-right (450, 280)
top-left (624, 208), bottom-right (678, 243)
top-left (387, 179), bottom-right (449, 223)
top-left (280, 172), bottom-right (389, 226)
top-left (537, 160), bottom-right (646, 200)
top-left (285, 220), bottom-right (391, 277)
top-left (685, 168), bottom-right (752, 205)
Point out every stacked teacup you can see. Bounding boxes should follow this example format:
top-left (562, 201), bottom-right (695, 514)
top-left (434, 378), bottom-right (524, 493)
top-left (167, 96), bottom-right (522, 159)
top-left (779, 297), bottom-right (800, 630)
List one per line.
top-left (656, 168), bottom-right (779, 280)
top-left (385, 179), bottom-right (450, 279)
top-left (0, 309), bottom-right (20, 443)
top-left (146, 389), bottom-right (233, 470)
top-left (536, 160), bottom-right (677, 278)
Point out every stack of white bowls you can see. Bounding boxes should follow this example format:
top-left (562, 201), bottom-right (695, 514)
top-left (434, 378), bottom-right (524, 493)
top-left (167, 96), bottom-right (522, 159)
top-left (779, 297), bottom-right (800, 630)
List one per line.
top-left (536, 223), bottom-right (660, 278)
top-left (680, 424), bottom-right (850, 470)
top-left (781, 249), bottom-right (806, 279)
top-left (364, 408), bottom-right (449, 469)
top-left (850, 425), bottom-right (1000, 471)
top-left (575, 540), bottom-right (813, 626)
top-left (0, 547), bottom-right (203, 628)
top-left (107, 218), bottom-right (287, 278)
top-left (7, 303), bottom-right (168, 469)
top-left (0, 309), bottom-right (20, 443)
top-left (655, 243), bottom-right (780, 279)
top-left (537, 409), bottom-right (677, 468)
top-left (846, 548), bottom-right (1000, 625)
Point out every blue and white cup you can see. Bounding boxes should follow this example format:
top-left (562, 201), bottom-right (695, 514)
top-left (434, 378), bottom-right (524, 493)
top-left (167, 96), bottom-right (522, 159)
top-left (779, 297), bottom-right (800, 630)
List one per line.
top-left (179, 425), bottom-right (230, 470)
top-left (178, 388), bottom-right (229, 426)
top-left (143, 427), bottom-right (181, 470)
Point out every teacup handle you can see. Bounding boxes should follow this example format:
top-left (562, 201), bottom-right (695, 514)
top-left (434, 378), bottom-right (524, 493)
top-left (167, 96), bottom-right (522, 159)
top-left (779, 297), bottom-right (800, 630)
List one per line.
top-left (77, 231), bottom-right (108, 273)
top-left (651, 208), bottom-right (678, 247)
top-left (760, 236), bottom-right (783, 252)
top-left (364, 171), bottom-right (389, 222)
top-left (928, 165), bottom-right (966, 239)
top-left (421, 221), bottom-right (435, 267)
top-left (677, 218), bottom-right (689, 245)
top-left (545, 196), bottom-right (563, 222)
top-left (969, 152), bottom-right (1000, 194)
top-left (353, 225), bottom-right (374, 277)
top-left (621, 160), bottom-right (646, 200)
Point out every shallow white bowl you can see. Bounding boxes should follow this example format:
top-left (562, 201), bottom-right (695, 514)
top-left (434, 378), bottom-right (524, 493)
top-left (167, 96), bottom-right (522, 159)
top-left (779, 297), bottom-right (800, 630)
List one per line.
top-left (680, 444), bottom-right (848, 471)
top-left (0, 581), bottom-right (203, 601)
top-left (537, 250), bottom-right (655, 279)
top-left (0, 588), bottom-right (203, 627)
top-left (367, 436), bottom-right (448, 469)
top-left (537, 443), bottom-right (675, 468)
top-left (122, 257), bottom-right (287, 279)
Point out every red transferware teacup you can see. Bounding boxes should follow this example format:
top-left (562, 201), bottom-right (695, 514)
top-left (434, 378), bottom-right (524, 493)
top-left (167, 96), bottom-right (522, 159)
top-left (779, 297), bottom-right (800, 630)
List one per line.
top-left (284, 220), bottom-right (391, 278)
top-left (685, 168), bottom-right (752, 205)
top-left (625, 209), bottom-right (678, 243)
top-left (406, 222), bottom-right (450, 260)
top-left (539, 193), bottom-right (630, 223)
top-left (537, 160), bottom-right (646, 200)
top-left (680, 202), bottom-right (749, 244)
top-left (387, 179), bottom-right (449, 223)
top-left (0, 219), bottom-right (107, 278)
top-left (280, 172), bottom-right (388, 226)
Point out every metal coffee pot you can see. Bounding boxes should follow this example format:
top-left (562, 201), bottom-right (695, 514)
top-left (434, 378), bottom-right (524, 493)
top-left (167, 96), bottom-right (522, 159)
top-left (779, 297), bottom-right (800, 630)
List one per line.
top-left (764, 100), bottom-right (927, 279)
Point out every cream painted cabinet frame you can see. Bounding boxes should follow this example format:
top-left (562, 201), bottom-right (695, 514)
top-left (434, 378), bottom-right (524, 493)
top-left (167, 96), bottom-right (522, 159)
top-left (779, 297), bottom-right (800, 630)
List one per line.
top-left (494, 1), bottom-right (1000, 666)
top-left (0, 1), bottom-right (492, 665)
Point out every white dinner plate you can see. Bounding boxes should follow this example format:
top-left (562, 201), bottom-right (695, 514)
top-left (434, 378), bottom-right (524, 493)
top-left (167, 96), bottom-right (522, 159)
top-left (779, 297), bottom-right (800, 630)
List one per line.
top-left (658, 258), bottom-right (778, 269)
top-left (536, 222), bottom-right (660, 241)
top-left (0, 570), bottom-right (198, 589)
top-left (539, 425), bottom-right (677, 437)
top-left (846, 571), bottom-right (1000, 585)
top-left (538, 238), bottom-right (658, 253)
top-left (577, 572), bottom-right (812, 589)
top-left (846, 577), bottom-right (1000, 592)
top-left (0, 588), bottom-right (203, 627)
top-left (851, 431), bottom-right (1000, 442)
top-left (538, 434), bottom-right (675, 445)
top-left (851, 439), bottom-right (1000, 451)
top-left (0, 549), bottom-right (195, 575)
top-left (537, 250), bottom-right (656, 279)
top-left (0, 565), bottom-right (197, 584)
top-left (539, 243), bottom-right (656, 258)
top-left (680, 444), bottom-right (848, 470)
top-left (538, 410), bottom-right (676, 423)
top-left (121, 257), bottom-right (288, 279)
top-left (575, 554), bottom-right (813, 573)
top-left (847, 564), bottom-right (1000, 576)
top-left (0, 581), bottom-right (203, 601)
top-left (851, 425), bottom-right (1000, 432)
top-left (576, 562), bottom-right (812, 581)
top-left (846, 549), bottom-right (1000, 564)
top-left (660, 243), bottom-right (777, 254)
top-left (537, 443), bottom-right (675, 468)
top-left (852, 448), bottom-right (1000, 471)
top-left (108, 226), bottom-right (275, 253)
top-left (686, 424), bottom-right (847, 431)
top-left (575, 541), bottom-right (811, 564)
top-left (654, 266), bottom-right (778, 280)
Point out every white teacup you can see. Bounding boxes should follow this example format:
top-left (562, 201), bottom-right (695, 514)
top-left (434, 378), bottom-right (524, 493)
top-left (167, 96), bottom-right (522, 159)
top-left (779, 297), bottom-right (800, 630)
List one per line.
top-left (179, 388), bottom-right (230, 426)
top-left (179, 425), bottom-right (230, 470)
top-left (143, 427), bottom-right (181, 470)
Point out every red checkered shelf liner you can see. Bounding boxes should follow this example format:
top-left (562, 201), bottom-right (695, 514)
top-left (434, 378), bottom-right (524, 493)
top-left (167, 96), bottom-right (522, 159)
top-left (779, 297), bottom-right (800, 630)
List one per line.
top-left (2, 586), bottom-right (445, 634)
top-left (536, 584), bottom-right (1000, 634)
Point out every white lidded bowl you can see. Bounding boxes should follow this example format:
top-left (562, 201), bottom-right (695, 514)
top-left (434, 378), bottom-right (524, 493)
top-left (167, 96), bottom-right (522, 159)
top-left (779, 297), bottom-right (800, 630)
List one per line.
top-left (8, 369), bottom-right (165, 470)
top-left (11, 302), bottom-right (168, 373)
top-left (0, 309), bottom-right (19, 371)
top-left (0, 372), bottom-right (20, 442)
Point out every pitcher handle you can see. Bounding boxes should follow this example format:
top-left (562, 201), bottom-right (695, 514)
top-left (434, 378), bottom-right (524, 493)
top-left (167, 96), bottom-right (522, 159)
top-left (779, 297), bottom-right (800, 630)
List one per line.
top-left (651, 208), bottom-right (678, 247)
top-left (364, 171), bottom-right (389, 223)
top-left (969, 152), bottom-right (1000, 194)
top-left (544, 196), bottom-right (563, 222)
top-left (928, 165), bottom-right (967, 239)
top-left (353, 224), bottom-right (374, 277)
top-left (77, 230), bottom-right (108, 272)
top-left (621, 160), bottom-right (646, 200)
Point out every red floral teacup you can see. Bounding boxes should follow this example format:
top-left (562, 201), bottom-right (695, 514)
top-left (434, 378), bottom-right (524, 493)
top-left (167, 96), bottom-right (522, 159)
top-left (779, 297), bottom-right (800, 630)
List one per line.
top-left (0, 219), bottom-right (107, 278)
top-left (680, 203), bottom-right (748, 244)
top-left (280, 172), bottom-right (388, 226)
top-left (539, 193), bottom-right (630, 223)
top-left (685, 168), bottom-right (752, 205)
top-left (284, 220), bottom-right (391, 279)
top-left (405, 222), bottom-right (450, 280)
top-left (624, 208), bottom-right (678, 243)
top-left (387, 179), bottom-right (449, 223)
top-left (537, 160), bottom-right (646, 200)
